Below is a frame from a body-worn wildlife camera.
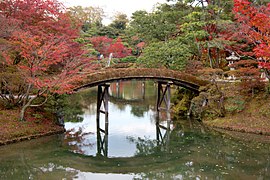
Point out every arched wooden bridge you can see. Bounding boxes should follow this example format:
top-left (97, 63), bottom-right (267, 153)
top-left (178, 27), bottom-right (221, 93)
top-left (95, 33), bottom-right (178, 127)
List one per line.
top-left (71, 67), bottom-right (210, 165)
top-left (74, 68), bottom-right (210, 138)
top-left (74, 68), bottom-right (209, 92)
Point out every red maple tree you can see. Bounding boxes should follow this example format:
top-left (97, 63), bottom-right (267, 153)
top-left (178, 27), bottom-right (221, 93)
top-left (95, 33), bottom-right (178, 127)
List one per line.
top-left (88, 36), bottom-right (113, 57)
top-left (0, 0), bottom-right (94, 120)
top-left (89, 36), bottom-right (131, 58)
top-left (231, 59), bottom-right (265, 94)
top-left (233, 0), bottom-right (270, 77)
top-left (107, 38), bottom-right (131, 58)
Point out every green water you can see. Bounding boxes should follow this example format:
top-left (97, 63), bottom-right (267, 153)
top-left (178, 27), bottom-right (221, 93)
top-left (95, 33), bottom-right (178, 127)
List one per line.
top-left (0, 81), bottom-right (269, 180)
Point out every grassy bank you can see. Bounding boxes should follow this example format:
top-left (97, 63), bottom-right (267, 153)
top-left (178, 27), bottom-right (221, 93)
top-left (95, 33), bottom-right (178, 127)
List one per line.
top-left (0, 108), bottom-right (65, 145)
top-left (204, 83), bottom-right (270, 136)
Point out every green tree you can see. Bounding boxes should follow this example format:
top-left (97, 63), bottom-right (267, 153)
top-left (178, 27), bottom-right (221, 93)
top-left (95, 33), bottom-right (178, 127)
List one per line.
top-left (178, 0), bottom-right (234, 68)
top-left (68, 6), bottom-right (105, 32)
top-left (127, 3), bottom-right (193, 69)
top-left (96, 26), bottom-right (119, 39)
top-left (109, 12), bottom-right (129, 31)
top-left (138, 37), bottom-right (191, 70)
top-left (95, 12), bottom-right (130, 39)
top-left (128, 10), bottom-right (177, 42)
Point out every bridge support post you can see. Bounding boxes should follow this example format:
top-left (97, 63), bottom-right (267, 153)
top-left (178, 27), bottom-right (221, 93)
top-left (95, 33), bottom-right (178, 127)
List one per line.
top-left (116, 81), bottom-right (120, 98)
top-left (141, 81), bottom-right (145, 100)
top-left (155, 112), bottom-right (171, 150)
top-left (97, 127), bottom-right (108, 157)
top-left (96, 83), bottom-right (110, 157)
top-left (156, 81), bottom-right (172, 151)
top-left (156, 81), bottom-right (172, 112)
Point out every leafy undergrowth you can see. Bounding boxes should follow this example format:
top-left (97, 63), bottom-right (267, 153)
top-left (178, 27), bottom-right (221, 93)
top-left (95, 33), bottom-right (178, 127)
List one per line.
top-left (0, 107), bottom-right (64, 145)
top-left (204, 85), bottom-right (270, 135)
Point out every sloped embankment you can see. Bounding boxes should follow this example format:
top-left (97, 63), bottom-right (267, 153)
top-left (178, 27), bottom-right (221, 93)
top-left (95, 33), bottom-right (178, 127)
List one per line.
top-left (204, 83), bottom-right (270, 136)
top-left (0, 108), bottom-right (64, 145)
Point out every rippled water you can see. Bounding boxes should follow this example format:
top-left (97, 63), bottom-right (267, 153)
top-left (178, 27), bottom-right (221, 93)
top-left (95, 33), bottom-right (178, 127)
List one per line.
top-left (0, 81), bottom-right (269, 180)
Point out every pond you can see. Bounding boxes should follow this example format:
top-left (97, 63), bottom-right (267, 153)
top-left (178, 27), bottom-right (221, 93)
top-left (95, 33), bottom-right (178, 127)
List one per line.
top-left (0, 81), bottom-right (269, 180)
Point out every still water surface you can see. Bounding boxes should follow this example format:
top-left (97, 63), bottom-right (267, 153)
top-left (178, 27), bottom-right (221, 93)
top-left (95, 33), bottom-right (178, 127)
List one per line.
top-left (0, 81), bottom-right (269, 180)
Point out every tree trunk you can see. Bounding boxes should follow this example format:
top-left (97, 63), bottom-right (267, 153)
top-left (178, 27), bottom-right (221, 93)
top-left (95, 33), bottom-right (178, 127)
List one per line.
top-left (19, 104), bottom-right (28, 121)
top-left (265, 69), bottom-right (270, 80)
top-left (216, 48), bottom-right (220, 68)
top-left (208, 44), bottom-right (213, 68)
top-left (19, 96), bottom-right (36, 121)
top-left (219, 95), bottom-right (225, 117)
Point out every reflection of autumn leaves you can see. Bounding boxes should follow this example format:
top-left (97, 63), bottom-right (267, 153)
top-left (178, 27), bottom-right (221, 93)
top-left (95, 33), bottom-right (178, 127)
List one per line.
top-left (158, 111), bottom-right (170, 120)
top-left (64, 127), bottom-right (94, 154)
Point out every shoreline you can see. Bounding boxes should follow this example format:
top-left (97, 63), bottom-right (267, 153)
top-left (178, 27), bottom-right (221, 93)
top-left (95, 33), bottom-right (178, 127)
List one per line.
top-left (1, 120), bottom-right (269, 147)
top-left (0, 106), bottom-right (269, 146)
top-left (210, 127), bottom-right (270, 144)
top-left (204, 122), bottom-right (270, 136)
top-left (0, 108), bottom-right (65, 146)
top-left (0, 127), bottom-right (65, 146)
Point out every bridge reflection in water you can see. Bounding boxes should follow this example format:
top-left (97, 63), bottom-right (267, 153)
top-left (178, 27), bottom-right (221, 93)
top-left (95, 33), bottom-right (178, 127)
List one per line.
top-left (95, 80), bottom-right (174, 157)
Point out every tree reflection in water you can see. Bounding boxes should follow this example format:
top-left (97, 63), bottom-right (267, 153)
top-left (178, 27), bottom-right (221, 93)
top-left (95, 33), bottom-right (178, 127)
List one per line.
top-left (64, 127), bottom-right (94, 154)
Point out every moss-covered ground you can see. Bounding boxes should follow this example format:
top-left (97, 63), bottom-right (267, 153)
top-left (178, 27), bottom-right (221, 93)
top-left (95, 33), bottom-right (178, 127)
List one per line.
top-left (0, 107), bottom-right (64, 145)
top-left (204, 82), bottom-right (270, 136)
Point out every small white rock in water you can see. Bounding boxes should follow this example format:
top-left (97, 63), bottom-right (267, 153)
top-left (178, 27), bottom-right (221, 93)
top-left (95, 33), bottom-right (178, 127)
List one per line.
top-left (185, 161), bottom-right (193, 166)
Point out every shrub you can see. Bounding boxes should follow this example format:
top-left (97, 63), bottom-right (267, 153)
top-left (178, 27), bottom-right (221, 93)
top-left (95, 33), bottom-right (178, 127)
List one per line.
top-left (120, 56), bottom-right (137, 63)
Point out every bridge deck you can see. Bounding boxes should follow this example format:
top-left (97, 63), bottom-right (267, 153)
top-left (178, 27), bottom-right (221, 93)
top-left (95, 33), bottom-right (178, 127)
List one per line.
top-left (75, 68), bottom-right (209, 92)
